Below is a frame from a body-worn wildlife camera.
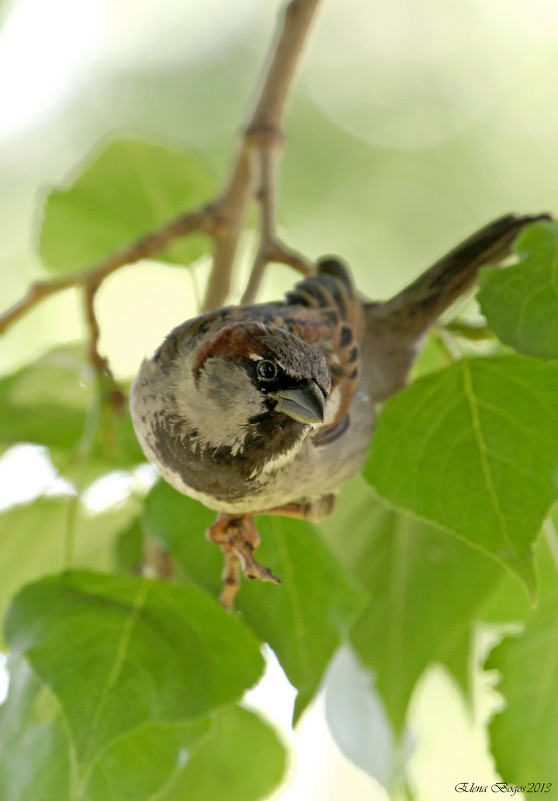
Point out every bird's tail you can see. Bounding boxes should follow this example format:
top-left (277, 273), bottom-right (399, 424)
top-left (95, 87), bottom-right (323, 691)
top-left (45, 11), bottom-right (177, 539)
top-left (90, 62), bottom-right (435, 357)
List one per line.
top-left (363, 212), bottom-right (551, 401)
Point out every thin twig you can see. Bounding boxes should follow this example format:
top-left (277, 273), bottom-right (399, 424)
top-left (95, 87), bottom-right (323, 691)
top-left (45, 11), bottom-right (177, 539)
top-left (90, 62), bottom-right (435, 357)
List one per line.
top-left (241, 146), bottom-right (278, 305)
top-left (269, 240), bottom-right (314, 274)
top-left (202, 155), bottom-right (253, 312)
top-left (83, 278), bottom-right (107, 374)
top-left (203, 0), bottom-right (322, 310)
top-left (241, 239), bottom-right (314, 305)
top-left (1, 0), bottom-right (322, 348)
top-left (83, 276), bottom-right (128, 412)
top-left (249, 0), bottom-right (322, 132)
top-left (0, 207), bottom-right (214, 336)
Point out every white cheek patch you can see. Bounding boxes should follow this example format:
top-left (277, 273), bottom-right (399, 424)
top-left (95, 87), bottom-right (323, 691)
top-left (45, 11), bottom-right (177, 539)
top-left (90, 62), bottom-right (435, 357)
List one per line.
top-left (172, 356), bottom-right (265, 453)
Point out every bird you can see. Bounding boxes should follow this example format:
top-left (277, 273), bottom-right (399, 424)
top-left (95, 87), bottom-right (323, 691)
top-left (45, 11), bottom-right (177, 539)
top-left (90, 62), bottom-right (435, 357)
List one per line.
top-left (130, 213), bottom-right (548, 608)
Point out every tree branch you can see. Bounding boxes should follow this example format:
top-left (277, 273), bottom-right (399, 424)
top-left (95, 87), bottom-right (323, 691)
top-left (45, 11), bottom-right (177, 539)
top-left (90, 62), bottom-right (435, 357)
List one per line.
top-left (249, 0), bottom-right (322, 132)
top-left (0, 0), bottom-right (322, 354)
top-left (83, 276), bottom-right (106, 375)
top-left (241, 145), bottom-right (278, 306)
top-left (241, 146), bottom-right (313, 305)
top-left (0, 207), bottom-right (214, 336)
top-left (203, 0), bottom-right (322, 309)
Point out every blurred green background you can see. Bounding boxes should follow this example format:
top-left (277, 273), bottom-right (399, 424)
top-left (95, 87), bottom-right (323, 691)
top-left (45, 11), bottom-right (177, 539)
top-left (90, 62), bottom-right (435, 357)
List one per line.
top-left (1, 1), bottom-right (557, 798)
top-left (1, 0), bottom-right (557, 378)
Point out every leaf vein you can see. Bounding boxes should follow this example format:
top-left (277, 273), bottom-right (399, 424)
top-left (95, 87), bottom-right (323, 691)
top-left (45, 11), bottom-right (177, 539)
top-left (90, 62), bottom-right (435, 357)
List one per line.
top-left (273, 522), bottom-right (312, 686)
top-left (460, 361), bottom-right (512, 552)
top-left (80, 580), bottom-right (150, 771)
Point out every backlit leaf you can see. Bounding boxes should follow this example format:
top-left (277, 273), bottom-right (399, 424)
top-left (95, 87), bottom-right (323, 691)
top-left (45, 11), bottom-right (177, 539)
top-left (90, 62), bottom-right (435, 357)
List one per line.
top-left (241, 515), bottom-right (364, 722)
top-left (0, 657), bottom-right (70, 801)
top-left (486, 535), bottom-right (558, 783)
top-left (479, 221), bottom-right (558, 360)
top-left (142, 481), bottom-right (363, 722)
top-left (153, 706), bottom-right (288, 801)
top-left (82, 719), bottom-right (210, 801)
top-left (320, 476), bottom-right (503, 733)
top-left (39, 137), bottom-right (216, 275)
top-left (0, 497), bottom-right (140, 646)
top-left (0, 346), bottom-right (144, 478)
top-left (4, 570), bottom-right (264, 782)
top-left (365, 356), bottom-right (558, 597)
top-left (0, 658), bottom-right (287, 801)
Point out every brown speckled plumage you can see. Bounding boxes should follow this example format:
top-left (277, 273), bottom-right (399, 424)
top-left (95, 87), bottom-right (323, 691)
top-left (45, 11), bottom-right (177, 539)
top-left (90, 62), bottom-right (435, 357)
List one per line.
top-left (130, 213), bottom-right (549, 604)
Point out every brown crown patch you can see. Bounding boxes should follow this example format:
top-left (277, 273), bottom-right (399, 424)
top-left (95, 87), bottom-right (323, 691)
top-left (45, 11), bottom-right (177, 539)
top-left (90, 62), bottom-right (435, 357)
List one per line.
top-left (191, 322), bottom-right (267, 379)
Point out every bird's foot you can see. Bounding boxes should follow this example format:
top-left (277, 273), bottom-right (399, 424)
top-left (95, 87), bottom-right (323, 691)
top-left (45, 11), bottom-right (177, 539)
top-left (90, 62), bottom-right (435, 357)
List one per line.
top-left (206, 513), bottom-right (281, 611)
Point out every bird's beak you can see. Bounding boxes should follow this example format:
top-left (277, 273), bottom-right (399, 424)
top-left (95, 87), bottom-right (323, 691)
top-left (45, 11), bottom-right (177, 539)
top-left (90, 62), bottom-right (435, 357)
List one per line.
top-left (270, 381), bottom-right (326, 425)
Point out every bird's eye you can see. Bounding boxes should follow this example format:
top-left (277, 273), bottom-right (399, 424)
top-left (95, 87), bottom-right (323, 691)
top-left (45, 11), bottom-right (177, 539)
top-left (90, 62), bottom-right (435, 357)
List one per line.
top-left (256, 360), bottom-right (278, 381)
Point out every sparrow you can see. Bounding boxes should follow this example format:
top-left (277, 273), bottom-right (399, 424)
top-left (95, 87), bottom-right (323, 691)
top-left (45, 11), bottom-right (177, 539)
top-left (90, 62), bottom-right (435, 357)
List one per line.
top-left (130, 213), bottom-right (548, 607)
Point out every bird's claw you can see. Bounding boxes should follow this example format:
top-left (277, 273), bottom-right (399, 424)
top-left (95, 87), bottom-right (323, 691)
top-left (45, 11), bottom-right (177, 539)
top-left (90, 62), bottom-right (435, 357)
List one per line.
top-left (206, 513), bottom-right (281, 610)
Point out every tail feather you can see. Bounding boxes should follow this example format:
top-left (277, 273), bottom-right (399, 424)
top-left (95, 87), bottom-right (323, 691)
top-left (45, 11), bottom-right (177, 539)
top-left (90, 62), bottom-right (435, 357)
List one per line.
top-left (376, 213), bottom-right (550, 337)
top-left (363, 212), bottom-right (551, 401)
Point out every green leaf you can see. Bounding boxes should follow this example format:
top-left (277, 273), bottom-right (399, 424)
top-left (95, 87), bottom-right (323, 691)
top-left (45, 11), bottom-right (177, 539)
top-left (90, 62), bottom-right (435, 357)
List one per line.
top-left (320, 476), bottom-right (504, 733)
top-left (143, 480), bottom-right (222, 597)
top-left (0, 497), bottom-right (140, 645)
top-left (0, 347), bottom-right (144, 478)
top-left (39, 137), bottom-right (216, 275)
top-left (82, 719), bottom-right (210, 801)
top-left (351, 512), bottom-right (503, 733)
top-left (113, 517), bottom-right (145, 575)
top-left (0, 656), bottom-right (71, 801)
top-left (0, 658), bottom-right (287, 801)
top-left (486, 534), bottom-right (558, 783)
top-left (439, 629), bottom-right (474, 696)
top-left (0, 347), bottom-right (92, 452)
top-left (153, 706), bottom-right (288, 801)
top-left (4, 570), bottom-right (264, 783)
top-left (324, 647), bottom-right (400, 787)
top-left (364, 355), bottom-right (558, 597)
top-left (240, 516), bottom-right (364, 722)
top-left (142, 481), bottom-right (363, 722)
top-left (479, 221), bottom-right (558, 360)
